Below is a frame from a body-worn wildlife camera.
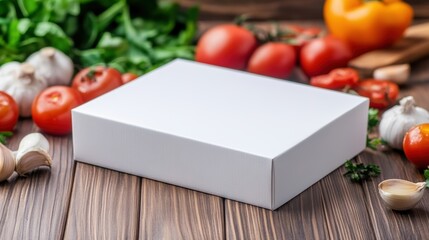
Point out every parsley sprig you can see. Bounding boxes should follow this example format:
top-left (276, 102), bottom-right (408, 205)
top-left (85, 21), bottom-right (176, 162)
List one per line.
top-left (424, 168), bottom-right (429, 188)
top-left (0, 132), bottom-right (13, 145)
top-left (367, 108), bottom-right (384, 150)
top-left (344, 160), bottom-right (381, 183)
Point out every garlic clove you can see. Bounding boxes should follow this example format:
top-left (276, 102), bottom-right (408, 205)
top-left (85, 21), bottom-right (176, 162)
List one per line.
top-left (15, 133), bottom-right (52, 176)
top-left (16, 132), bottom-right (49, 156)
top-left (0, 143), bottom-right (16, 181)
top-left (373, 64), bottom-right (410, 85)
top-left (378, 179), bottom-right (425, 211)
top-left (15, 150), bottom-right (52, 176)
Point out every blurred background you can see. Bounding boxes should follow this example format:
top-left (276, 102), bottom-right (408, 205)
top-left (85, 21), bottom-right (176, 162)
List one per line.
top-left (175, 0), bottom-right (429, 20)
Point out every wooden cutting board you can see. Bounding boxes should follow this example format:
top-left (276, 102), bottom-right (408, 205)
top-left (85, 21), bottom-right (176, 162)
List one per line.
top-left (349, 22), bottom-right (429, 76)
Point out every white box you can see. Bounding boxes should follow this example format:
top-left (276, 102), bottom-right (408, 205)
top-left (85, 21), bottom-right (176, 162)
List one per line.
top-left (72, 59), bottom-right (369, 210)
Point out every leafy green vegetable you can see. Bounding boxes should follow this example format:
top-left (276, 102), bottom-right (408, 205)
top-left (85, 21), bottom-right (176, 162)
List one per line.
top-left (344, 160), bottom-right (381, 183)
top-left (0, 131), bottom-right (13, 145)
top-left (0, 0), bottom-right (199, 74)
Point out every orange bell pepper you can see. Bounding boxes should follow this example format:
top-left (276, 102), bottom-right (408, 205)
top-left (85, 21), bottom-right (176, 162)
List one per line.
top-left (324, 0), bottom-right (413, 55)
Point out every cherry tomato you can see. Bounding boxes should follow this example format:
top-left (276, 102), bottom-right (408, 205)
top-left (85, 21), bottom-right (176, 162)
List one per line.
top-left (72, 66), bottom-right (123, 102)
top-left (32, 86), bottom-right (83, 135)
top-left (403, 123), bottom-right (429, 169)
top-left (354, 79), bottom-right (399, 109)
top-left (196, 24), bottom-right (257, 70)
top-left (311, 68), bottom-right (359, 90)
top-left (0, 91), bottom-right (19, 131)
top-left (122, 73), bottom-right (138, 84)
top-left (300, 35), bottom-right (353, 77)
top-left (247, 43), bottom-right (296, 79)
top-left (280, 26), bottom-right (322, 63)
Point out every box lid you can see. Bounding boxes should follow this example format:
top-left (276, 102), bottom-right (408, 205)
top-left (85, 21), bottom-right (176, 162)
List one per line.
top-left (75, 59), bottom-right (366, 159)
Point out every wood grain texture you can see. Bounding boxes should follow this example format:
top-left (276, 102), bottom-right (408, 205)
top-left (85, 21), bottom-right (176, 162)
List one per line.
top-left (226, 182), bottom-right (330, 240)
top-left (63, 163), bottom-right (140, 240)
top-left (0, 120), bottom-right (74, 240)
top-left (225, 163), bottom-right (375, 239)
top-left (177, 0), bottom-right (429, 20)
top-left (140, 179), bottom-right (224, 240)
top-left (318, 162), bottom-right (376, 239)
top-left (358, 150), bottom-right (429, 240)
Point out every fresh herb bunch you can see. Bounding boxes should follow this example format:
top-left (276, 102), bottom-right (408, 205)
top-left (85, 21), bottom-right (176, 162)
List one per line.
top-left (344, 160), bottom-right (381, 183)
top-left (0, 0), bottom-right (198, 75)
top-left (367, 108), bottom-right (384, 150)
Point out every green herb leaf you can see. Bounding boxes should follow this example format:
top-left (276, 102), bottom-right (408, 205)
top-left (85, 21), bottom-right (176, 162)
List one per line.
top-left (0, 131), bottom-right (13, 145)
top-left (424, 167), bottom-right (429, 188)
top-left (344, 160), bottom-right (381, 183)
top-left (367, 108), bottom-right (379, 132)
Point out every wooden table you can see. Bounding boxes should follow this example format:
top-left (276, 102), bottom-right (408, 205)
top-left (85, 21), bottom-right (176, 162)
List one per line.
top-left (2, 23), bottom-right (429, 240)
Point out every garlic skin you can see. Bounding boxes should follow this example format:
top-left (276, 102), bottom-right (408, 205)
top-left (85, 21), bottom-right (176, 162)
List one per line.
top-left (379, 96), bottom-right (429, 149)
top-left (15, 133), bottom-right (52, 176)
top-left (0, 143), bottom-right (16, 181)
top-left (373, 64), bottom-right (410, 85)
top-left (0, 61), bottom-right (20, 90)
top-left (378, 179), bottom-right (425, 211)
top-left (0, 63), bottom-right (47, 117)
top-left (26, 47), bottom-right (74, 86)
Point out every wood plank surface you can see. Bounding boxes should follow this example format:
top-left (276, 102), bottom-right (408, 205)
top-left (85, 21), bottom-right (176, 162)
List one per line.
top-left (225, 160), bottom-right (376, 239)
top-left (225, 183), bottom-right (330, 240)
top-left (140, 179), bottom-right (224, 239)
top-left (63, 163), bottom-right (140, 240)
top-left (0, 120), bottom-right (74, 240)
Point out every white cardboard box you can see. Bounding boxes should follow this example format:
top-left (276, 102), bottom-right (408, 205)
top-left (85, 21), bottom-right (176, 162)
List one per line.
top-left (72, 59), bottom-right (369, 210)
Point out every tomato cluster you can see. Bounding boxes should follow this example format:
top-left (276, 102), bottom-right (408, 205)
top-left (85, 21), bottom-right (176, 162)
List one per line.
top-left (31, 68), bottom-right (137, 135)
top-left (196, 23), bottom-right (400, 109)
top-left (196, 24), bottom-right (353, 79)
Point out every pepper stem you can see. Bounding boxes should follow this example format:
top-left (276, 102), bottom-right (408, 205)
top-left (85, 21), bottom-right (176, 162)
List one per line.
top-left (400, 96), bottom-right (415, 113)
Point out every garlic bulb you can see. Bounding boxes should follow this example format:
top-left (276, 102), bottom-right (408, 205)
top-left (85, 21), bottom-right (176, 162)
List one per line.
top-left (0, 61), bottom-right (20, 90)
top-left (379, 96), bottom-right (429, 149)
top-left (15, 133), bottom-right (52, 176)
top-left (0, 143), bottom-right (16, 181)
top-left (26, 47), bottom-right (74, 86)
top-left (0, 63), bottom-right (47, 117)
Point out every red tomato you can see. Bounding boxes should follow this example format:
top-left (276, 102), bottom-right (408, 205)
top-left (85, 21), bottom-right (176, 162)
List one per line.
top-left (354, 79), bottom-right (399, 109)
top-left (280, 26), bottom-right (322, 63)
top-left (72, 66), bottom-right (123, 102)
top-left (196, 24), bottom-right (257, 70)
top-left (311, 68), bottom-right (359, 90)
top-left (300, 35), bottom-right (353, 77)
top-left (32, 86), bottom-right (83, 135)
top-left (122, 73), bottom-right (138, 84)
top-left (247, 43), bottom-right (296, 79)
top-left (403, 123), bottom-right (429, 169)
top-left (0, 91), bottom-right (19, 131)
